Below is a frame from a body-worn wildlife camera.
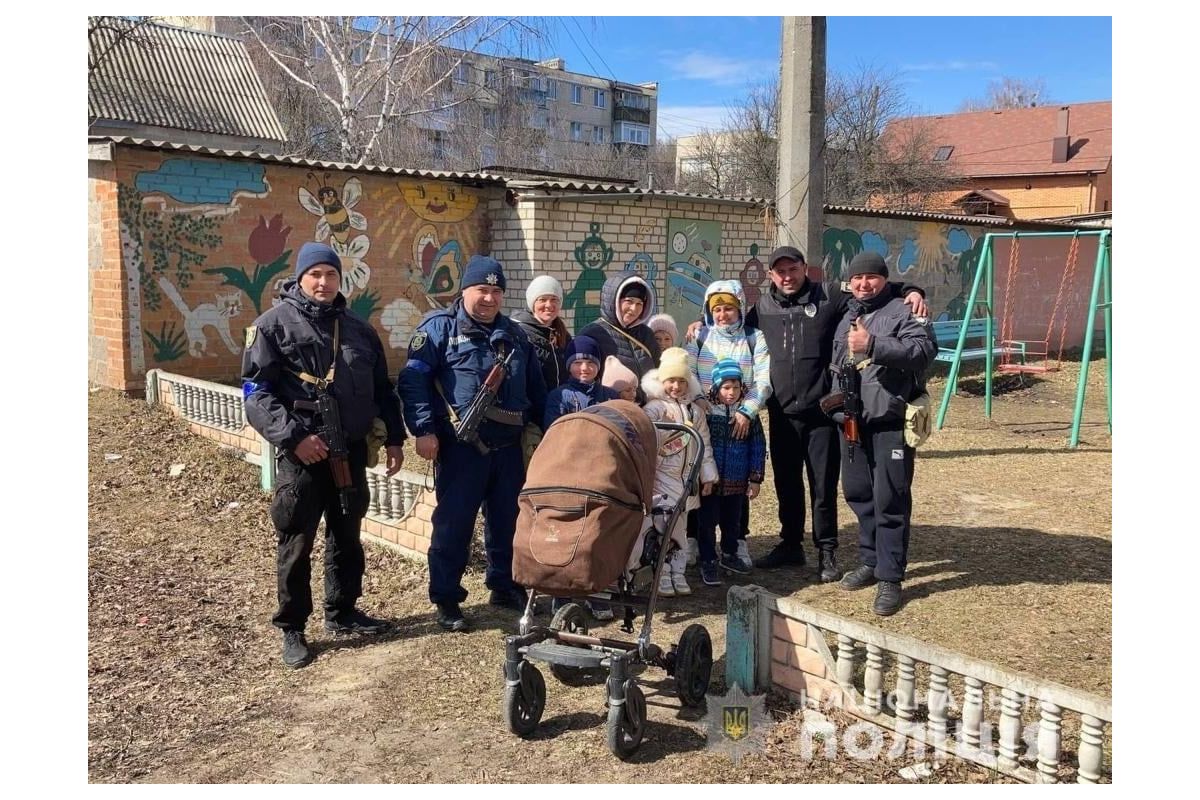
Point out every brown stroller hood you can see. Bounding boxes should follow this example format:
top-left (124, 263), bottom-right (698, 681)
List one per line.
top-left (513, 400), bottom-right (657, 594)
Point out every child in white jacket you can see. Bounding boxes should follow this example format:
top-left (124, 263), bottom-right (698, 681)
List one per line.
top-left (640, 347), bottom-right (718, 596)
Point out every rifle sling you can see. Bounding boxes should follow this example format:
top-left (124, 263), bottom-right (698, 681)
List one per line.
top-left (291, 320), bottom-right (341, 391)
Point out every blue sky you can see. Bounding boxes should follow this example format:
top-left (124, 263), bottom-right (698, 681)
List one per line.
top-left (535, 17), bottom-right (1112, 139)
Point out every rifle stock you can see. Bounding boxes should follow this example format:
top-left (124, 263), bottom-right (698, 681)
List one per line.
top-left (294, 392), bottom-right (355, 515)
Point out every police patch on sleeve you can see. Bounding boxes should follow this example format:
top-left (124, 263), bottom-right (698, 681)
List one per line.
top-left (409, 331), bottom-right (428, 351)
top-left (244, 325), bottom-right (257, 348)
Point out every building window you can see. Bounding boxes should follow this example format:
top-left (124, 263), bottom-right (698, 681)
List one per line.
top-left (483, 109), bottom-right (498, 130)
top-left (617, 91), bottom-right (650, 110)
top-left (351, 44), bottom-right (366, 66)
top-left (454, 62), bottom-right (470, 84)
top-left (571, 122), bottom-right (584, 141)
top-left (571, 83), bottom-right (582, 104)
top-left (545, 79), bottom-right (557, 100)
top-left (593, 88), bottom-right (606, 108)
top-left (933, 145), bottom-right (954, 162)
top-left (481, 145), bottom-right (496, 167)
top-left (484, 70), bottom-right (497, 89)
top-left (593, 126), bottom-right (605, 144)
top-left (615, 122), bottom-right (650, 146)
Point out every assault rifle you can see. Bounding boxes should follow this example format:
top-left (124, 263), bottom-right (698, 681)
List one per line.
top-left (455, 343), bottom-right (515, 455)
top-left (294, 390), bottom-right (354, 515)
top-left (839, 316), bottom-right (864, 462)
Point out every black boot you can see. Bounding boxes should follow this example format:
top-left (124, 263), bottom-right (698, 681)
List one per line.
top-left (817, 550), bottom-right (841, 583)
top-left (839, 564), bottom-right (877, 591)
top-left (325, 609), bottom-right (391, 635)
top-left (754, 541), bottom-right (806, 569)
top-left (281, 630), bottom-right (313, 669)
top-left (436, 602), bottom-right (470, 632)
top-left (873, 581), bottom-right (902, 616)
top-left (489, 586), bottom-right (530, 611)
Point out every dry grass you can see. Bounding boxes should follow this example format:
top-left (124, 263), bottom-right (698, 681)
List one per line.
top-left (87, 359), bottom-right (1109, 783)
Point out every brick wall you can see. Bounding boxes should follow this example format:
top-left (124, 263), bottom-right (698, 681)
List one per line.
top-left (93, 142), bottom-right (504, 391)
top-left (769, 612), bottom-right (846, 709)
top-left (492, 194), bottom-right (772, 335)
top-left (90, 159), bottom-right (127, 388)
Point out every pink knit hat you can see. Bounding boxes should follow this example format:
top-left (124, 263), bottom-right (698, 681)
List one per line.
top-left (600, 356), bottom-right (639, 392)
top-left (647, 313), bottom-right (679, 343)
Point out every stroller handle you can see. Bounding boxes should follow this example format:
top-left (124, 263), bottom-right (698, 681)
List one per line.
top-left (652, 421), bottom-right (705, 494)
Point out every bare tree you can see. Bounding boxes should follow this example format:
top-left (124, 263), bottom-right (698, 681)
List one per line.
top-left (88, 15), bottom-right (159, 77)
top-left (679, 63), bottom-right (958, 208)
top-left (959, 77), bottom-right (1051, 111)
top-left (238, 16), bottom-right (544, 164)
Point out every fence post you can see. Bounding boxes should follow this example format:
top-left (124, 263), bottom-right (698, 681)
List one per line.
top-left (144, 369), bottom-right (160, 405)
top-left (725, 584), bottom-right (761, 693)
top-left (260, 437), bottom-right (276, 492)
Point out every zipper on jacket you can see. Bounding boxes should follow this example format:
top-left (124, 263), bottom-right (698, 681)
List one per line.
top-left (520, 486), bottom-right (644, 513)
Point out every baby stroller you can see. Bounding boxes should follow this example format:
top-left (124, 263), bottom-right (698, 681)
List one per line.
top-left (501, 399), bottom-right (713, 759)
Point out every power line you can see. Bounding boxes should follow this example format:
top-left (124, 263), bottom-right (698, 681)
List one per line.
top-left (572, 18), bottom-right (617, 82)
top-left (557, 19), bottom-right (602, 79)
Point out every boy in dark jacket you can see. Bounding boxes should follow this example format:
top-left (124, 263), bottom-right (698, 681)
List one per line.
top-left (697, 359), bottom-right (767, 586)
top-left (543, 335), bottom-right (619, 430)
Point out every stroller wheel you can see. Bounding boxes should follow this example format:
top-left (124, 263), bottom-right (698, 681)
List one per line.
top-left (548, 603), bottom-right (592, 685)
top-left (502, 660), bottom-right (546, 738)
top-left (606, 679), bottom-right (646, 760)
top-left (674, 624), bottom-right (713, 708)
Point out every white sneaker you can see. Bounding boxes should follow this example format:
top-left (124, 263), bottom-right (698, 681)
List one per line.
top-left (658, 572), bottom-right (676, 597)
top-left (672, 572), bottom-right (692, 596)
top-left (685, 538), bottom-right (699, 567)
top-left (736, 540), bottom-right (754, 572)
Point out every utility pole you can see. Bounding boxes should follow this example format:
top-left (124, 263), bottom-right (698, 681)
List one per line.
top-left (776, 16), bottom-right (826, 267)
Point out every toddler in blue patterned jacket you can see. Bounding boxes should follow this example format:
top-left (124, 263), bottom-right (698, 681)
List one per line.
top-left (697, 359), bottom-right (766, 586)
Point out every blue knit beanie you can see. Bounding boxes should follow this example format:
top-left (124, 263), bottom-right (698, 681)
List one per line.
top-left (711, 359), bottom-right (744, 388)
top-left (295, 242), bottom-right (342, 280)
top-left (461, 255), bottom-right (507, 291)
top-left (565, 335), bottom-right (602, 369)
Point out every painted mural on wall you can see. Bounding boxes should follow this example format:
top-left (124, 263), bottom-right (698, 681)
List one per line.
top-left (738, 243), bottom-right (768, 307)
top-left (113, 150), bottom-right (488, 380)
top-left (664, 218), bottom-right (721, 333)
top-left (624, 223), bottom-right (660, 289)
top-left (822, 220), bottom-right (984, 323)
top-left (373, 180), bottom-right (484, 348)
top-left (563, 222), bottom-right (615, 332)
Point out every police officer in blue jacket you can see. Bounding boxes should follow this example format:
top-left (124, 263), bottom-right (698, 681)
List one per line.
top-left (242, 242), bottom-right (406, 669)
top-left (396, 256), bottom-right (547, 632)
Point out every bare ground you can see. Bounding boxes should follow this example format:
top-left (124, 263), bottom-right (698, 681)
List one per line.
top-left (88, 359), bottom-right (1110, 783)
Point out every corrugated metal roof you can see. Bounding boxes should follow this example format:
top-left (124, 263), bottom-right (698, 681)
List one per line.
top-left (90, 136), bottom-right (508, 184)
top-left (507, 180), bottom-right (768, 205)
top-left (88, 19), bottom-right (287, 143)
top-left (823, 203), bottom-right (1083, 229)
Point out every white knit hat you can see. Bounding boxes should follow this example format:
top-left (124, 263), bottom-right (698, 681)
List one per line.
top-left (526, 275), bottom-right (563, 311)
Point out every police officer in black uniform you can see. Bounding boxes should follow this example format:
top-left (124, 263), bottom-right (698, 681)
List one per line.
top-left (396, 256), bottom-right (547, 632)
top-left (242, 242), bottom-right (406, 669)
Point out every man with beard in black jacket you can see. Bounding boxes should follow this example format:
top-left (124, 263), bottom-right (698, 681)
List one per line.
top-left (242, 242), bottom-right (406, 669)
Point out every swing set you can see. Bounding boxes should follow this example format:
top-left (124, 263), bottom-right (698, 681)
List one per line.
top-left (934, 230), bottom-right (1112, 448)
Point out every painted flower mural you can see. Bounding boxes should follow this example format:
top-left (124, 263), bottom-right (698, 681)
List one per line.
top-left (203, 213), bottom-right (293, 314)
top-left (331, 234), bottom-right (371, 298)
top-left (381, 297), bottom-right (425, 349)
top-left (248, 213), bottom-right (292, 265)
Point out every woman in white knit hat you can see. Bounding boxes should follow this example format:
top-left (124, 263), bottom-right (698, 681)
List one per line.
top-left (513, 275), bottom-right (572, 390)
